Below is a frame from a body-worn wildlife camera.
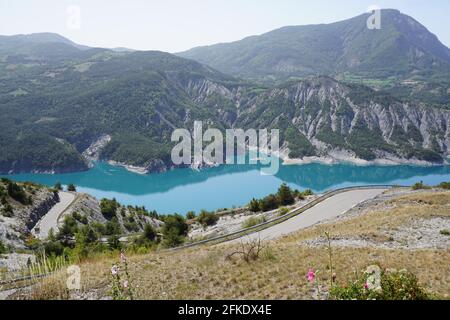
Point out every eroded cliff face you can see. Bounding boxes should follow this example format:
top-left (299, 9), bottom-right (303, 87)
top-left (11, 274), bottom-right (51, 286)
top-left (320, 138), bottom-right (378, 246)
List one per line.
top-left (235, 78), bottom-right (450, 163)
top-left (82, 76), bottom-right (449, 174)
top-left (0, 184), bottom-right (58, 249)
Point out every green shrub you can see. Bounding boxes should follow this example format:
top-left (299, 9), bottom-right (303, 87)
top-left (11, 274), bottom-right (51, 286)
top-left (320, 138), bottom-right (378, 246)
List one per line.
top-left (330, 269), bottom-right (430, 300)
top-left (108, 235), bottom-right (122, 250)
top-left (162, 214), bottom-right (188, 247)
top-left (54, 182), bottom-right (63, 191)
top-left (186, 211), bottom-right (196, 220)
top-left (302, 189), bottom-right (314, 196)
top-left (105, 217), bottom-right (122, 235)
top-left (67, 184), bottom-right (77, 192)
top-left (76, 225), bottom-right (98, 245)
top-left (57, 215), bottom-right (79, 241)
top-left (0, 185), bottom-right (6, 197)
top-left (260, 194), bottom-right (279, 212)
top-left (411, 181), bottom-right (431, 190)
top-left (143, 223), bottom-right (157, 242)
top-left (278, 207), bottom-right (289, 216)
top-left (100, 198), bottom-right (119, 220)
top-left (43, 241), bottom-right (64, 257)
top-left (440, 229), bottom-right (450, 236)
top-left (242, 216), bottom-right (266, 228)
top-left (277, 183), bottom-right (295, 206)
top-left (1, 203), bottom-right (13, 217)
top-left (7, 181), bottom-right (31, 205)
top-left (124, 221), bottom-right (139, 232)
top-left (162, 229), bottom-right (185, 248)
top-left (248, 198), bottom-right (261, 212)
top-left (91, 222), bottom-right (106, 235)
top-left (437, 182), bottom-right (450, 190)
top-left (197, 210), bottom-right (219, 228)
top-left (0, 240), bottom-right (6, 254)
top-left (72, 212), bottom-right (88, 224)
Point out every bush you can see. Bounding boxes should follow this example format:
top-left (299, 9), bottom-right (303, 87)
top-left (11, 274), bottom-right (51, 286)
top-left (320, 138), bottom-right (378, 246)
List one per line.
top-left (105, 217), bottom-right (122, 235)
top-left (143, 223), bottom-right (157, 241)
top-left (242, 216), bottom-right (266, 228)
top-left (1, 203), bottom-right (13, 217)
top-left (440, 229), bottom-right (450, 236)
top-left (185, 211), bottom-right (196, 220)
top-left (54, 182), bottom-right (63, 191)
top-left (437, 182), bottom-right (450, 190)
top-left (248, 198), bottom-right (260, 212)
top-left (72, 212), bottom-right (88, 224)
top-left (0, 240), bottom-right (6, 254)
top-left (57, 215), bottom-right (79, 241)
top-left (7, 181), bottom-right (31, 205)
top-left (411, 181), bottom-right (430, 190)
top-left (43, 240), bottom-right (65, 257)
top-left (302, 189), bottom-right (314, 196)
top-left (162, 214), bottom-right (188, 247)
top-left (260, 194), bottom-right (279, 212)
top-left (91, 222), bottom-right (107, 235)
top-left (162, 229), bottom-right (185, 248)
top-left (101, 198), bottom-right (119, 219)
top-left (108, 235), bottom-right (122, 250)
top-left (76, 225), bottom-right (98, 245)
top-left (197, 210), bottom-right (219, 228)
top-left (277, 183), bottom-right (295, 206)
top-left (278, 207), bottom-right (289, 216)
top-left (124, 221), bottom-right (139, 232)
top-left (67, 184), bottom-right (77, 192)
top-left (330, 268), bottom-right (430, 300)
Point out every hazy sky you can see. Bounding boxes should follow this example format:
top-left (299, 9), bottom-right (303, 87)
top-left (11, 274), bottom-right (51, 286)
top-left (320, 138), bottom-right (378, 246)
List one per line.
top-left (1, 0), bottom-right (449, 52)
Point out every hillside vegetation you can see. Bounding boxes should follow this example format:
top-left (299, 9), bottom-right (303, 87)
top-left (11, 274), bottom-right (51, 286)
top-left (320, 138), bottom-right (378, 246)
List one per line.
top-left (1, 9), bottom-right (449, 173)
top-left (16, 189), bottom-right (450, 300)
top-left (179, 9), bottom-right (450, 107)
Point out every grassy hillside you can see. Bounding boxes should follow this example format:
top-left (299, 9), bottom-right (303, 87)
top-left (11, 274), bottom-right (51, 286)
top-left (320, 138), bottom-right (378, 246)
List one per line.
top-left (19, 189), bottom-right (450, 300)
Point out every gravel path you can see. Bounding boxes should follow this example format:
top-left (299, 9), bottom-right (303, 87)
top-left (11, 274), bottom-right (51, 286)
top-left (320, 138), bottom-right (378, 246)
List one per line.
top-left (32, 192), bottom-right (75, 239)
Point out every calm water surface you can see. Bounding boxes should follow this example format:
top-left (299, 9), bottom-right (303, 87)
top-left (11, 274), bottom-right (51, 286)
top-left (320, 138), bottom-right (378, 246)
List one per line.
top-left (3, 161), bottom-right (450, 214)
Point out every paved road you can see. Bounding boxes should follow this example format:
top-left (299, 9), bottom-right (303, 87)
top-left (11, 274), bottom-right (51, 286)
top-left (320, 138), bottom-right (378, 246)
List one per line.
top-left (230, 188), bottom-right (387, 243)
top-left (32, 192), bottom-right (75, 240)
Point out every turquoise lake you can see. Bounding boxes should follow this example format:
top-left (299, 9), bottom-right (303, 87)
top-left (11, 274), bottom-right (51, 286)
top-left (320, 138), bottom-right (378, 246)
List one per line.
top-left (3, 161), bottom-right (450, 214)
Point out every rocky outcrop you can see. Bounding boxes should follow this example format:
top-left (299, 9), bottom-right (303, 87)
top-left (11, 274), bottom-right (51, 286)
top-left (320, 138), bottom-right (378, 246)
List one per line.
top-left (0, 183), bottom-right (59, 249)
top-left (25, 192), bottom-right (59, 230)
top-left (82, 134), bottom-right (112, 163)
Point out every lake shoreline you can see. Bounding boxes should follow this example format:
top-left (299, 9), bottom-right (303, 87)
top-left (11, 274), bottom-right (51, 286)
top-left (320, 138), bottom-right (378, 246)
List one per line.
top-left (110, 155), bottom-right (449, 176)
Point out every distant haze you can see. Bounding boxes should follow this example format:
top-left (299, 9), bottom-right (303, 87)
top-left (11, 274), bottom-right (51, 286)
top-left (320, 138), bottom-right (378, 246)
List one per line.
top-left (0, 0), bottom-right (449, 52)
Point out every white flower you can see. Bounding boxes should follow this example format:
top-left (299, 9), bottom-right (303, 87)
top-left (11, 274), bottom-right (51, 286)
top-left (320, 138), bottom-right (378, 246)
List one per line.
top-left (111, 265), bottom-right (119, 275)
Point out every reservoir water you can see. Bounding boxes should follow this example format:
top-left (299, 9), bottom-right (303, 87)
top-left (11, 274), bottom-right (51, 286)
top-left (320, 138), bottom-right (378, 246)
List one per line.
top-left (3, 162), bottom-right (450, 214)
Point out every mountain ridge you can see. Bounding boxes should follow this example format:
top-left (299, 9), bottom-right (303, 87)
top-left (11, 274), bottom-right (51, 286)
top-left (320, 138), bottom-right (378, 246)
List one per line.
top-left (0, 11), bottom-right (449, 174)
top-left (178, 9), bottom-right (450, 108)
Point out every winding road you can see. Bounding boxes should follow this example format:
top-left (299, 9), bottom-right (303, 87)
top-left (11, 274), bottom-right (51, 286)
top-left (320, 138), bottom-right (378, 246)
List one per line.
top-left (32, 191), bottom-right (75, 240)
top-left (229, 188), bottom-right (387, 243)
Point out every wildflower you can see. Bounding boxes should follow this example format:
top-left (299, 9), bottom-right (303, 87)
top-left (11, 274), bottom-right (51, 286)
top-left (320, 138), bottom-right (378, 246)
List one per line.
top-left (364, 282), bottom-right (369, 290)
top-left (111, 265), bottom-right (119, 275)
top-left (332, 272), bottom-right (337, 283)
top-left (123, 280), bottom-right (128, 288)
top-left (120, 252), bottom-right (126, 263)
top-left (307, 269), bottom-right (315, 282)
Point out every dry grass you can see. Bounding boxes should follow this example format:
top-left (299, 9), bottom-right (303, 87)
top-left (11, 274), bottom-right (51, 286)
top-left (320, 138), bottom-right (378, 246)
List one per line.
top-left (23, 191), bottom-right (450, 300)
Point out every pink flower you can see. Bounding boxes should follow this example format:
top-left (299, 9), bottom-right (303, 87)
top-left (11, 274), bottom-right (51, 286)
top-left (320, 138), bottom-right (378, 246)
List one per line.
top-left (364, 282), bottom-right (369, 290)
top-left (307, 269), bottom-right (315, 282)
top-left (120, 252), bottom-right (126, 263)
top-left (123, 280), bottom-right (128, 288)
top-left (111, 265), bottom-right (119, 275)
top-left (332, 272), bottom-right (337, 282)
